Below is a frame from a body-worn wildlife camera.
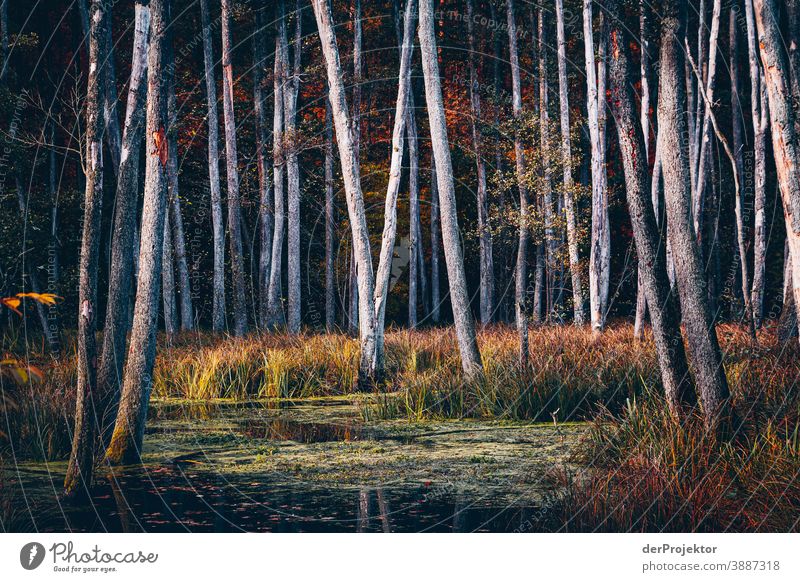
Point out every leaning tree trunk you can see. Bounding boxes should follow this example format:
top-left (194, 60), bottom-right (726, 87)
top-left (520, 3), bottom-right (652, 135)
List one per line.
top-left (372, 0), bottom-right (415, 372)
top-left (97, 2), bottom-right (150, 430)
top-left (507, 0), bottom-right (529, 366)
top-left (419, 0), bottom-right (482, 377)
top-left (754, 0), bottom-right (800, 340)
top-left (285, 0), bottom-right (302, 334)
top-left (199, 0), bottom-right (226, 332)
top-left (393, 0), bottom-right (428, 326)
top-left (467, 0), bottom-right (494, 325)
top-left (105, 0), bottom-right (171, 465)
top-left (221, 0), bottom-right (247, 336)
top-left (267, 4), bottom-right (287, 329)
top-left (584, 0), bottom-right (610, 335)
top-left (606, 0), bottom-right (696, 418)
top-left (311, 0), bottom-right (379, 386)
top-left (64, 0), bottom-right (108, 498)
top-left (744, 0), bottom-right (769, 329)
top-left (253, 1), bottom-right (273, 329)
top-left (555, 0), bottom-right (585, 326)
top-left (658, 1), bottom-right (730, 430)
top-left (325, 93), bottom-right (336, 331)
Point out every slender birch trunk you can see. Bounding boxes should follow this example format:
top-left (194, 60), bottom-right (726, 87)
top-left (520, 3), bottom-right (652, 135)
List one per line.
top-left (507, 0), bottom-right (529, 365)
top-left (753, 0), bottom-right (800, 339)
top-left (166, 50), bottom-right (193, 331)
top-left (349, 0), bottom-right (363, 335)
top-left (430, 159), bottom-right (441, 323)
top-left (658, 1), bottom-right (730, 429)
top-left (372, 0), bottom-right (415, 371)
top-left (199, 0), bottom-right (226, 332)
top-left (419, 0), bottom-right (482, 376)
top-left (539, 6), bottom-right (556, 321)
top-left (105, 0), bottom-right (171, 464)
top-left (254, 1), bottom-right (273, 330)
top-left (606, 0), bottom-right (696, 417)
top-left (285, 0), bottom-right (302, 333)
top-left (555, 0), bottom-right (585, 326)
top-left (584, 0), bottom-right (610, 334)
top-left (64, 0), bottom-right (108, 497)
top-left (325, 93), bottom-right (336, 331)
top-left (744, 0), bottom-right (769, 328)
top-left (267, 4), bottom-right (287, 329)
top-left (634, 0), bottom-right (652, 337)
top-left (730, 8), bottom-right (755, 332)
top-left (162, 213), bottom-right (177, 337)
top-left (221, 0), bottom-right (247, 336)
top-left (692, 0), bottom-right (722, 239)
top-left (467, 0), bottom-right (494, 325)
top-left (311, 0), bottom-right (379, 386)
top-left (393, 0), bottom-right (428, 326)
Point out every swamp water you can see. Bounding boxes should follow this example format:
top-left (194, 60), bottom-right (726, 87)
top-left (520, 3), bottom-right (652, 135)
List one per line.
top-left (3, 398), bottom-right (586, 532)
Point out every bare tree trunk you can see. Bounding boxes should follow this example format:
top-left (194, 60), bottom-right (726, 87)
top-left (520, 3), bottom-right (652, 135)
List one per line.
top-left (166, 47), bottom-right (193, 331)
top-left (325, 93), bottom-right (336, 332)
top-left (754, 0), bottom-right (800, 340)
top-left (658, 1), bottom-right (730, 429)
top-left (692, 0), bottom-right (722, 240)
top-left (349, 0), bottom-right (363, 335)
top-left (97, 3), bottom-right (150, 422)
top-left (372, 0), bottom-right (415, 371)
top-left (584, 0), bottom-right (610, 334)
top-left (633, 0), bottom-right (652, 337)
top-left (311, 0), bottom-right (379, 386)
top-left (507, 0), bottom-right (529, 365)
top-left (539, 6), bottom-right (556, 322)
top-left (606, 0), bottom-right (696, 417)
top-left (285, 0), bottom-right (302, 333)
top-left (105, 0), bottom-right (171, 464)
top-left (730, 8), bottom-right (755, 332)
top-left (77, 0), bottom-right (121, 176)
top-left (555, 0), bottom-right (585, 326)
top-left (221, 0), bottom-right (247, 336)
top-left (744, 0), bottom-right (769, 328)
top-left (199, 0), bottom-right (226, 332)
top-left (254, 1), bottom-right (273, 330)
top-left (430, 159), bottom-right (441, 323)
top-left (419, 0), bottom-right (482, 376)
top-left (162, 213), bottom-right (177, 337)
top-left (466, 0), bottom-right (494, 325)
top-left (64, 0), bottom-right (108, 496)
top-left (267, 5), bottom-right (287, 329)
top-left (779, 243), bottom-right (798, 342)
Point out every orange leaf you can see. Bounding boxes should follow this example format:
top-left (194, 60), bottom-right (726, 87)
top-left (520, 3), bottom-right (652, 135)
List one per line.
top-left (16, 292), bottom-right (61, 306)
top-left (0, 297), bottom-right (22, 315)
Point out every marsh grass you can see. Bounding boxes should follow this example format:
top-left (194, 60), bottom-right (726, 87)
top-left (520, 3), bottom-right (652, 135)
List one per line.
top-left (2, 322), bottom-right (799, 532)
top-left (551, 332), bottom-right (800, 532)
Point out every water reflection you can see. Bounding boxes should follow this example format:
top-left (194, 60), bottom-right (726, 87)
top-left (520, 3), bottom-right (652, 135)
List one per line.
top-left (7, 466), bottom-right (547, 533)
